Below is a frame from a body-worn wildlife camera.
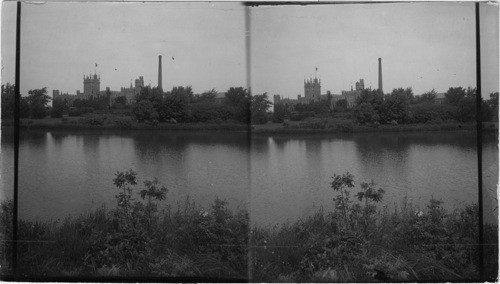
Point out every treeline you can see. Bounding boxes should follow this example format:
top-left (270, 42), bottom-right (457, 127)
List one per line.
top-left (272, 87), bottom-right (499, 125)
top-left (130, 86), bottom-right (271, 125)
top-left (3, 83), bottom-right (498, 127)
top-left (353, 87), bottom-right (498, 125)
top-left (1, 84), bottom-right (49, 119)
top-left (1, 83), bottom-right (273, 125)
top-left (0, 84), bottom-right (108, 119)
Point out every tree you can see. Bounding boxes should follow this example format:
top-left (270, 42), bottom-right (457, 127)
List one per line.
top-left (379, 88), bottom-right (413, 123)
top-left (194, 89), bottom-right (217, 104)
top-left (330, 172), bottom-right (355, 227)
top-left (415, 89), bottom-right (437, 104)
top-left (89, 95), bottom-right (109, 111)
top-left (354, 102), bottom-right (379, 124)
top-left (1, 83), bottom-right (15, 119)
top-left (444, 87), bottom-right (466, 106)
top-left (170, 86), bottom-right (193, 104)
top-left (113, 170), bottom-right (138, 220)
top-left (105, 88), bottom-right (112, 108)
top-left (27, 87), bottom-right (51, 119)
top-left (132, 100), bottom-right (158, 123)
top-left (487, 92), bottom-right (498, 121)
top-left (488, 92), bottom-right (499, 109)
top-left (272, 103), bottom-right (288, 123)
top-left (251, 93), bottom-right (272, 124)
top-left (159, 86), bottom-right (193, 122)
top-left (388, 87), bottom-right (414, 103)
top-left (225, 87), bottom-right (248, 107)
top-left (113, 96), bottom-right (128, 109)
top-left (481, 100), bottom-right (494, 122)
top-left (326, 91), bottom-right (333, 113)
top-left (355, 88), bottom-right (384, 108)
top-left (356, 181), bottom-right (385, 235)
top-left (135, 86), bottom-right (164, 108)
top-left (335, 99), bottom-right (348, 109)
top-left (453, 87), bottom-right (477, 122)
top-left (51, 99), bottom-right (67, 118)
top-left (139, 178), bottom-right (167, 232)
top-left (224, 87), bottom-right (250, 123)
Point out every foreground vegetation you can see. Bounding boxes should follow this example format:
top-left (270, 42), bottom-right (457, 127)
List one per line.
top-left (0, 171), bottom-right (497, 281)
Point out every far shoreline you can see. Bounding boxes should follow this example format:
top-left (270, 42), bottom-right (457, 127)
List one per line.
top-left (1, 118), bottom-right (494, 134)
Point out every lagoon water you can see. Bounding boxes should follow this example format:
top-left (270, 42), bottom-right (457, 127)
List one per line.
top-left (1, 129), bottom-right (498, 225)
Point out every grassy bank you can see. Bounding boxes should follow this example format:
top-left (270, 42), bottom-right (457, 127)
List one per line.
top-left (2, 115), bottom-right (488, 133)
top-left (2, 116), bottom-right (249, 132)
top-left (0, 171), bottom-right (497, 281)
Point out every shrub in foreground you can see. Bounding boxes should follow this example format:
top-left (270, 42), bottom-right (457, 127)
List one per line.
top-left (0, 171), bottom-right (497, 281)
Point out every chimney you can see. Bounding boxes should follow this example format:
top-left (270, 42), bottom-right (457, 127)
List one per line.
top-left (378, 58), bottom-right (383, 94)
top-left (158, 55), bottom-right (163, 91)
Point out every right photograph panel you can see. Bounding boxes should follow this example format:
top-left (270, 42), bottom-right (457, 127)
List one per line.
top-left (248, 2), bottom-right (498, 282)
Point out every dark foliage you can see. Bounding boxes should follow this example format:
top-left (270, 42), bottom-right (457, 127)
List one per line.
top-left (51, 99), bottom-right (67, 118)
top-left (251, 93), bottom-right (272, 124)
top-left (1, 83), bottom-right (30, 119)
top-left (272, 103), bottom-right (288, 123)
top-left (27, 87), bottom-right (51, 119)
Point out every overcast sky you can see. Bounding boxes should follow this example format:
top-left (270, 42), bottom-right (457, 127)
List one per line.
top-left (2, 2), bottom-right (246, 96)
top-left (250, 2), bottom-right (498, 98)
top-left (1, 2), bottom-right (498, 99)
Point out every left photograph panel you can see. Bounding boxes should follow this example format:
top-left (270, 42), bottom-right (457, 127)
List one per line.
top-left (1, 2), bottom-right (250, 280)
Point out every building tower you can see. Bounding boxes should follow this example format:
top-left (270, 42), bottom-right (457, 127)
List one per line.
top-left (158, 55), bottom-right (163, 91)
top-left (135, 76), bottom-right (144, 88)
top-left (83, 73), bottom-right (100, 98)
top-left (304, 77), bottom-right (321, 103)
top-left (378, 58), bottom-right (383, 94)
top-left (355, 79), bottom-right (365, 91)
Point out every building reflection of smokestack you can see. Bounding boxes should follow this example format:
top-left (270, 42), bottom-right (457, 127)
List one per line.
top-left (378, 57), bottom-right (383, 94)
top-left (158, 55), bottom-right (163, 91)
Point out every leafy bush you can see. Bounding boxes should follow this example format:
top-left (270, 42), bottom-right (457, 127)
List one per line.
top-left (354, 103), bottom-right (380, 124)
top-left (189, 103), bottom-right (233, 122)
top-left (132, 100), bottom-right (159, 123)
top-left (113, 117), bottom-right (134, 129)
top-left (79, 114), bottom-right (105, 126)
top-left (332, 121), bottom-right (354, 132)
top-left (68, 107), bottom-right (93, 117)
top-left (298, 117), bottom-right (327, 129)
top-left (51, 99), bottom-right (66, 118)
top-left (2, 171), bottom-right (497, 281)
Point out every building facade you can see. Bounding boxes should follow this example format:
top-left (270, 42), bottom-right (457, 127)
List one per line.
top-left (53, 74), bottom-right (147, 106)
top-left (304, 77), bottom-right (321, 103)
top-left (83, 74), bottom-right (101, 98)
top-left (340, 79), bottom-right (364, 108)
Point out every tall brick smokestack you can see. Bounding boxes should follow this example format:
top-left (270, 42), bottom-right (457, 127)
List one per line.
top-left (158, 55), bottom-right (162, 91)
top-left (378, 57), bottom-right (383, 94)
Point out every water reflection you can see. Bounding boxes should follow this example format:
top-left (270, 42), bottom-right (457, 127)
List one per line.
top-left (250, 131), bottom-right (494, 225)
top-left (1, 128), bottom-right (497, 226)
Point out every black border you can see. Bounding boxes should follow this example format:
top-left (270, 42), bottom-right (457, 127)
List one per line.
top-left (475, 2), bottom-right (484, 280)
